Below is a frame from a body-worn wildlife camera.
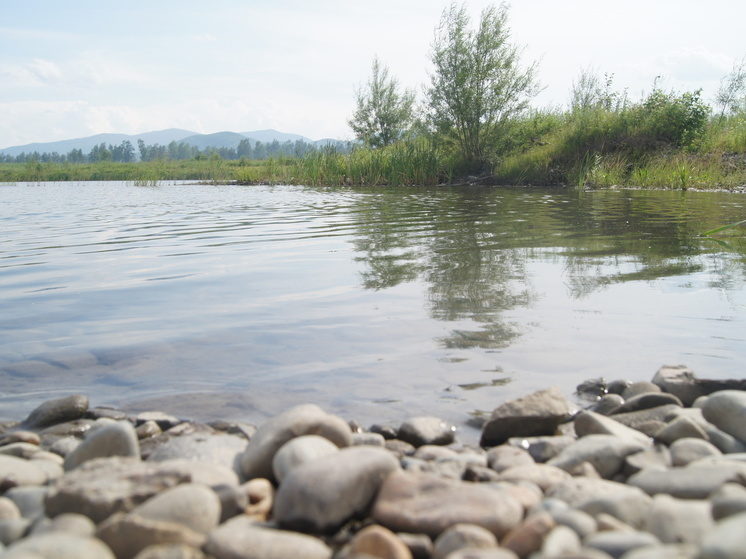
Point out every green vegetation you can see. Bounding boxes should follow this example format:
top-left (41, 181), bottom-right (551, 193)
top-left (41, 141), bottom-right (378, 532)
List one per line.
top-left (3, 3), bottom-right (745, 190)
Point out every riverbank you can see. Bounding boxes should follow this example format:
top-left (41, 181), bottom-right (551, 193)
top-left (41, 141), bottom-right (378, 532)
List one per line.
top-left (1, 364), bottom-right (745, 558)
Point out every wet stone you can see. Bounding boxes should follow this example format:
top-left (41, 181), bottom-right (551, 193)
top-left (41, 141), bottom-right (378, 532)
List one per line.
top-left (621, 381), bottom-right (662, 399)
top-left (506, 435), bottom-right (576, 463)
top-left (589, 394), bottom-right (625, 415)
top-left (398, 417), bottom-right (456, 447)
top-left (21, 395), bottom-right (89, 430)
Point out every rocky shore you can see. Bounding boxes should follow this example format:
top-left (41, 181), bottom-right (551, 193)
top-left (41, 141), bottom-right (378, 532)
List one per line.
top-left (1, 364), bottom-right (746, 558)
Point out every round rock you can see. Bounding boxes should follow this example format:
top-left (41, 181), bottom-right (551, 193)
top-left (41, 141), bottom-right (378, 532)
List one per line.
top-left (272, 435), bottom-right (339, 483)
top-left (63, 421), bottom-right (140, 471)
top-left (398, 417), bottom-right (456, 447)
top-left (701, 391), bottom-right (746, 444)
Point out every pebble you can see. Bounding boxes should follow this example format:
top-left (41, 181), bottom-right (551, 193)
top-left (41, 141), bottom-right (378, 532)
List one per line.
top-left (701, 390), bottom-right (746, 444)
top-left (21, 394), bottom-right (89, 430)
top-left (346, 524), bottom-right (413, 559)
top-left (398, 417), bottom-right (457, 447)
top-left (63, 420), bottom-right (140, 470)
top-left (643, 494), bottom-right (713, 544)
top-left (432, 523), bottom-right (497, 559)
top-left (669, 438), bottom-right (721, 467)
top-left (698, 511), bottom-right (746, 559)
top-left (547, 434), bottom-right (649, 479)
top-left (272, 434), bottom-right (339, 483)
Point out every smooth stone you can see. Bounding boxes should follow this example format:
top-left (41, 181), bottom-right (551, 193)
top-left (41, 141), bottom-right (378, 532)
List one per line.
top-left (506, 435), bottom-right (576, 463)
top-left (0, 518), bottom-right (31, 546)
top-left (372, 470), bottom-right (523, 539)
top-left (0, 442), bottom-right (44, 459)
top-left (652, 365), bottom-right (746, 406)
top-left (136, 421), bottom-right (162, 440)
top-left (589, 394), bottom-right (625, 415)
top-left (577, 487), bottom-right (653, 529)
top-left (619, 544), bottom-right (698, 559)
top-left (204, 516), bottom-right (332, 559)
top-left (243, 478), bottom-right (274, 521)
top-left (386, 439), bottom-right (417, 457)
top-left (585, 530), bottom-right (660, 559)
top-left (133, 543), bottom-right (207, 559)
top-left (604, 405), bottom-right (681, 431)
top-left (546, 477), bottom-right (651, 511)
top-left (613, 392), bottom-right (683, 414)
top-left (403, 456), bottom-right (466, 480)
top-left (136, 411), bottom-right (182, 430)
top-left (702, 390), bottom-right (746, 444)
top-left (129, 483), bottom-right (220, 535)
top-left (398, 532), bottom-right (433, 559)
top-left (442, 550), bottom-right (518, 559)
top-left (44, 457), bottom-right (191, 523)
top-left (5, 486), bottom-right (48, 521)
top-left (272, 435), bottom-right (339, 483)
top-left (623, 444), bottom-right (671, 476)
top-left (30, 512), bottom-right (95, 537)
top-left (87, 407), bottom-right (128, 421)
top-left (665, 407), bottom-right (746, 453)
top-left (63, 421), bottom-right (140, 470)
top-left (547, 434), bottom-right (649, 479)
top-left (96, 512), bottom-right (206, 559)
top-left (653, 416), bottom-right (709, 445)
top-left (21, 395), bottom-right (89, 430)
top-left (0, 455), bottom-right (49, 488)
top-left (541, 524), bottom-right (582, 556)
top-left (576, 378), bottom-right (607, 399)
top-left (398, 417), bottom-right (456, 447)
top-left (670, 438), bottom-right (721, 467)
top-left (550, 508), bottom-right (598, 540)
top-left (347, 524), bottom-right (413, 559)
top-left (370, 424), bottom-right (398, 440)
top-left (480, 387), bottom-right (572, 447)
top-left (628, 462), bottom-right (746, 498)
top-left (0, 431), bottom-right (41, 446)
top-left (643, 494), bottom-right (713, 544)
top-left (621, 381), bottom-right (662, 399)
top-left (607, 379), bottom-right (633, 395)
top-left (486, 446), bottom-right (535, 472)
top-left (496, 463), bottom-right (570, 491)
top-left (212, 484), bottom-right (247, 523)
top-left (274, 446), bottom-right (399, 533)
top-left (464, 465), bottom-right (502, 482)
top-left (2, 532), bottom-right (115, 559)
top-left (501, 511), bottom-right (555, 558)
top-left (432, 523), bottom-right (497, 559)
top-left (414, 445), bottom-right (457, 461)
top-left (573, 410), bottom-right (652, 446)
top-left (0, 497), bottom-right (21, 521)
top-left (239, 404), bottom-right (352, 481)
top-left (352, 432), bottom-right (386, 446)
top-left (698, 511), bottom-right (746, 559)
top-left (154, 458), bottom-right (239, 488)
top-left (711, 483), bottom-right (746, 520)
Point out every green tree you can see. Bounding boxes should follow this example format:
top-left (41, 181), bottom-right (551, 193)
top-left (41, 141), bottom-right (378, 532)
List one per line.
top-left (348, 57), bottom-right (416, 148)
top-left (426, 2), bottom-right (540, 169)
top-left (715, 57), bottom-right (746, 118)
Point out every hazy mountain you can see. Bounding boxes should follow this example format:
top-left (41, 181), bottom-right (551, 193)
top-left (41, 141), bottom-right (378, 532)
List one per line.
top-left (0, 128), bottom-right (336, 157)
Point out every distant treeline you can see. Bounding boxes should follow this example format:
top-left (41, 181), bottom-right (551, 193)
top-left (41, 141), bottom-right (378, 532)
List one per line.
top-left (0, 138), bottom-right (355, 164)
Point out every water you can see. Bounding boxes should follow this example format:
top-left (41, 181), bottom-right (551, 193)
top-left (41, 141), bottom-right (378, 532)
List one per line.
top-left (1, 182), bottom-right (745, 437)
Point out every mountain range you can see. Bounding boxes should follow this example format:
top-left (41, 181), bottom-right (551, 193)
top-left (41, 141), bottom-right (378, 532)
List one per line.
top-left (0, 129), bottom-right (344, 157)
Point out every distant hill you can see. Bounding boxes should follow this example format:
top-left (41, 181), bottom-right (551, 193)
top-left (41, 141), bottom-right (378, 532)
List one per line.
top-left (0, 128), bottom-right (338, 157)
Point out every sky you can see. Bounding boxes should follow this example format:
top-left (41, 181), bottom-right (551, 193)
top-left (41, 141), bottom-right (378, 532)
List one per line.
top-left (1, 0), bottom-right (745, 149)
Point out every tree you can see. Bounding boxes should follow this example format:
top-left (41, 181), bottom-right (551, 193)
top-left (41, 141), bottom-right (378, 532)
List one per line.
top-left (715, 57), bottom-right (746, 118)
top-left (426, 2), bottom-right (540, 168)
top-left (348, 57), bottom-right (416, 148)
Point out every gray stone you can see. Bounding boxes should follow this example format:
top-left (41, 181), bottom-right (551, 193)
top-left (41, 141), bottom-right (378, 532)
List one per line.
top-left (653, 416), bottom-right (708, 445)
top-left (346, 524), bottom-right (413, 559)
top-left (589, 394), bottom-right (624, 415)
top-left (622, 381), bottom-right (662, 399)
top-left (351, 432), bottom-right (385, 446)
top-left (272, 435), bottom-right (339, 483)
top-left (0, 442), bottom-right (44, 460)
top-left (129, 483), bottom-right (220, 535)
top-left (699, 511), bottom-right (746, 559)
top-left (64, 421), bottom-right (140, 470)
top-left (623, 444), bottom-right (671, 476)
top-left (620, 544), bottom-right (698, 559)
top-left (0, 518), bottom-right (31, 546)
top-left (711, 483), bottom-right (746, 520)
top-left (0, 455), bottom-right (48, 488)
top-left (442, 550), bottom-right (519, 559)
top-left (541, 525), bottom-right (582, 557)
top-left (239, 404), bottom-right (352, 481)
top-left (665, 407), bottom-right (746, 453)
top-left (506, 435), bottom-right (576, 462)
top-left (501, 510), bottom-right (555, 558)
top-left (133, 543), bottom-right (207, 559)
top-left (399, 417), bottom-right (457, 447)
top-left (669, 438), bottom-right (721, 467)
top-left (274, 446), bottom-right (399, 533)
top-left (613, 392), bottom-right (683, 415)
top-left (480, 387), bottom-right (572, 448)
top-left (547, 434), bottom-right (649, 479)
top-left (573, 410), bottom-right (652, 446)
top-left (5, 486), bottom-right (48, 521)
top-left (577, 487), bottom-right (653, 529)
top-left (0, 497), bottom-right (21, 521)
top-left (372, 470), bottom-right (523, 538)
top-left (628, 462), bottom-right (746, 498)
top-left (585, 530), bottom-right (660, 558)
top-left (496, 463), bottom-right (571, 491)
top-left (549, 508), bottom-right (598, 539)
top-left (21, 395), bottom-right (89, 430)
top-left (652, 365), bottom-right (746, 407)
top-left (487, 445), bottom-right (535, 472)
top-left (204, 516), bottom-right (332, 559)
top-left (433, 523), bottom-right (497, 559)
top-left (643, 494), bottom-right (713, 544)
top-left (2, 532), bottom-right (115, 559)
top-left (605, 405), bottom-right (681, 431)
top-left (44, 457), bottom-right (191, 523)
top-left (30, 513), bottom-right (95, 537)
top-left (546, 477), bottom-right (651, 512)
top-left (702, 390), bottom-right (746, 444)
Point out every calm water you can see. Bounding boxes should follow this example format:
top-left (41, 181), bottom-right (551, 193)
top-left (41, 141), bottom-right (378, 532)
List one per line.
top-left (1, 182), bottom-right (745, 437)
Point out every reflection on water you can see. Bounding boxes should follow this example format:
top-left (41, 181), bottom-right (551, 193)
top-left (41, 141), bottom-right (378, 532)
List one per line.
top-left (1, 182), bottom-right (744, 434)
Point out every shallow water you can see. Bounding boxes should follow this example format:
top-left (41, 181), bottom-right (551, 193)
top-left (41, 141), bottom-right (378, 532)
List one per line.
top-left (1, 182), bottom-right (745, 436)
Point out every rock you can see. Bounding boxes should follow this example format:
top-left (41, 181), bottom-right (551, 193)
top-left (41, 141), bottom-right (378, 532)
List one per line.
top-left (243, 478), bottom-right (274, 521)
top-left (136, 412), bottom-right (182, 431)
top-left (204, 516), bottom-right (332, 559)
top-left (129, 483), bottom-right (220, 535)
top-left (154, 458), bottom-right (239, 488)
top-left (711, 483), bottom-right (746, 520)
top-left (239, 404), bottom-right (352, 481)
top-left (486, 446), bottom-right (534, 472)
top-left (347, 524), bottom-right (413, 559)
top-left (0, 431), bottom-right (41, 446)
top-left (546, 477), bottom-right (650, 511)
top-left (698, 511), bottom-right (746, 559)
top-left (0, 442), bottom-right (43, 459)
top-left (372, 470), bottom-right (523, 539)
top-left (573, 410), bottom-right (652, 446)
top-left (5, 486), bottom-right (48, 521)
top-left (480, 387), bottom-right (572, 448)
top-left (506, 435), bottom-right (576, 463)
top-left (643, 494), bottom-right (713, 544)
top-left (432, 523), bottom-right (497, 559)
top-left (501, 511), bottom-right (555, 558)
top-left (0, 497), bottom-right (21, 521)
top-left (274, 446), bottom-right (399, 533)
top-left (0, 455), bottom-right (48, 487)
top-left (496, 463), bottom-right (570, 491)
top-left (584, 530), bottom-right (660, 559)
top-left (0, 518), bottom-right (31, 546)
top-left (619, 544), bottom-right (698, 559)
top-left (541, 525), bottom-right (582, 556)
top-left (628, 462), bottom-right (746, 499)
top-left (669, 438), bottom-right (721, 467)
top-left (44, 457), bottom-right (191, 524)
top-left (272, 435), bottom-right (339, 483)
top-left (21, 395), bottom-right (89, 430)
top-left (589, 394), bottom-right (624, 415)
top-left (136, 421), bottom-right (162, 440)
top-left (604, 405), bottom-right (681, 431)
top-left (63, 421), bottom-right (140, 470)
top-left (547, 434), bottom-right (649, 479)
top-left (621, 381), bottom-right (662, 399)
top-left (397, 532), bottom-right (433, 559)
top-left (652, 365), bottom-right (746, 407)
top-left (576, 378), bottom-right (607, 399)
top-left (2, 532), bottom-right (115, 559)
top-left (30, 513), bottom-right (95, 537)
top-left (133, 543), bottom-right (207, 559)
top-left (701, 391), bottom-right (746, 444)
top-left (612, 392), bottom-right (682, 415)
top-left (653, 416), bottom-right (708, 445)
top-left (666, 407), bottom-right (746, 453)
top-left (550, 508), bottom-right (598, 539)
top-left (352, 432), bottom-right (386, 446)
top-left (442, 550), bottom-right (519, 559)
top-left (398, 417), bottom-right (456, 447)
